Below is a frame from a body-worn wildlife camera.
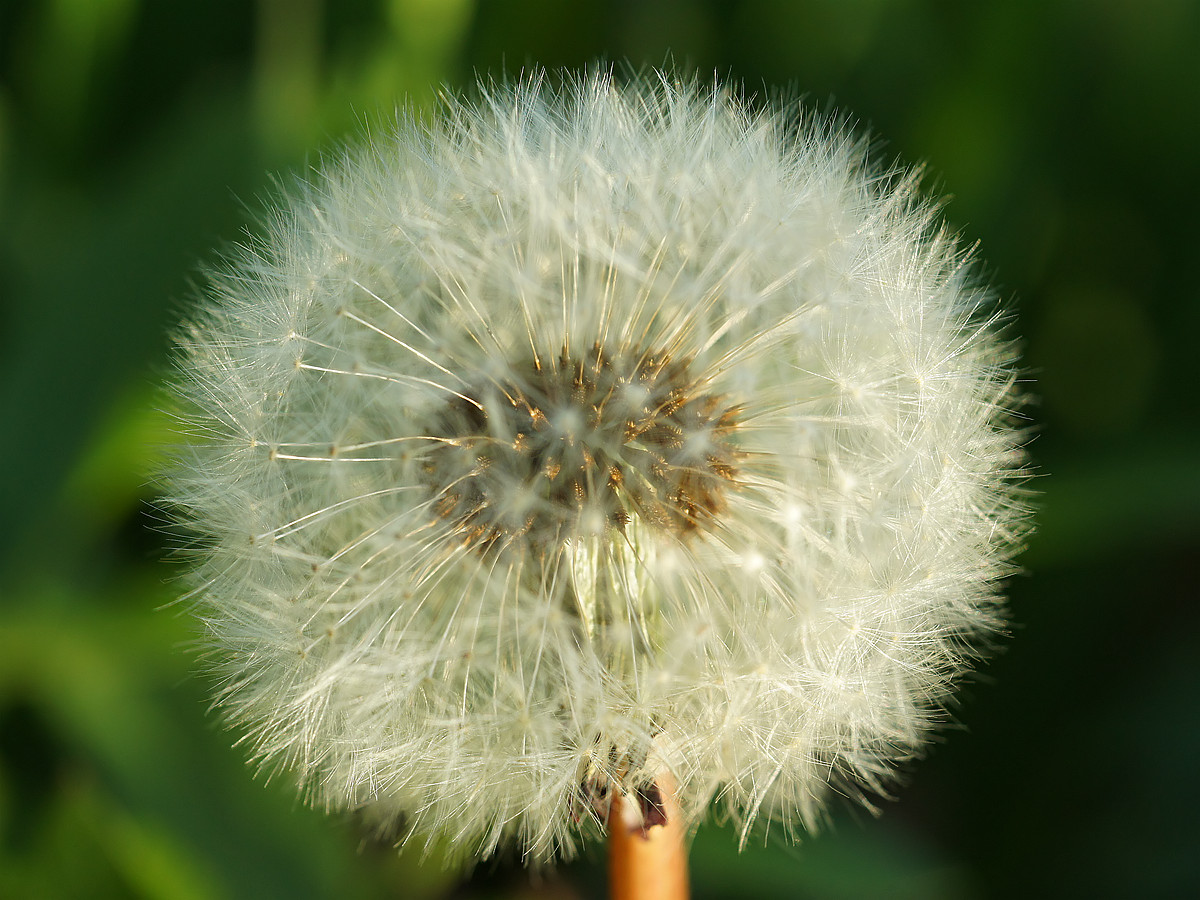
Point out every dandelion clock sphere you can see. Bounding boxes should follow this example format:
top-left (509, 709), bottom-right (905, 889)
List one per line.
top-left (167, 70), bottom-right (1027, 866)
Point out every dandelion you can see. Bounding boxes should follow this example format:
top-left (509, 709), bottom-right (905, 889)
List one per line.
top-left (166, 69), bottom-right (1027, 879)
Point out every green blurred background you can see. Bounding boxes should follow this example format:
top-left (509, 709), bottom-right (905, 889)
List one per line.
top-left (1, 1), bottom-right (1197, 897)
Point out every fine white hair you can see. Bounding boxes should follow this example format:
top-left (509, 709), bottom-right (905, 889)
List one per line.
top-left (166, 68), bottom-right (1028, 864)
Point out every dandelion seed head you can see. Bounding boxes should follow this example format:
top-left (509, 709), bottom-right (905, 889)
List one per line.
top-left (166, 68), bottom-right (1028, 864)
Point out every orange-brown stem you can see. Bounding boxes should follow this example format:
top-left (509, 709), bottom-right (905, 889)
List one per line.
top-left (607, 777), bottom-right (689, 900)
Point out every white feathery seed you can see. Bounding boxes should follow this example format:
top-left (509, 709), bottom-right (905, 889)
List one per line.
top-left (166, 69), bottom-right (1028, 864)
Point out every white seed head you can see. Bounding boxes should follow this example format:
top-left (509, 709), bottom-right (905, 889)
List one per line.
top-left (166, 69), bottom-right (1028, 864)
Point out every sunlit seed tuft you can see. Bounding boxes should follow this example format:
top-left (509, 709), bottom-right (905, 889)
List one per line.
top-left (165, 68), bottom-right (1029, 865)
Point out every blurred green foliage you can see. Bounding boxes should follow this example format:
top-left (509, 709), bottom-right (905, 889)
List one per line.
top-left (2, 1), bottom-right (1198, 897)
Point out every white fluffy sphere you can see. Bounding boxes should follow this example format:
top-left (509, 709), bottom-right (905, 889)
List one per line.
top-left (167, 70), bottom-right (1027, 863)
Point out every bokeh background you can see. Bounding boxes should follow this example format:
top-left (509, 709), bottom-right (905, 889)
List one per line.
top-left (2, 1), bottom-right (1198, 897)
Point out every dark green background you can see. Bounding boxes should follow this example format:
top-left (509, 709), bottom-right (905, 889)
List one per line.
top-left (2, 1), bottom-right (1197, 897)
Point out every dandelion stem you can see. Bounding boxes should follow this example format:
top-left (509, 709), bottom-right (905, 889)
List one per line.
top-left (607, 775), bottom-right (689, 900)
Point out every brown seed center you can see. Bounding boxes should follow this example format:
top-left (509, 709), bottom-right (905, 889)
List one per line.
top-left (424, 344), bottom-right (740, 549)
